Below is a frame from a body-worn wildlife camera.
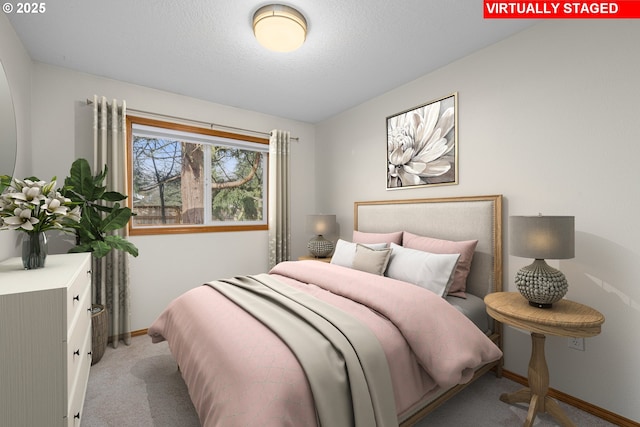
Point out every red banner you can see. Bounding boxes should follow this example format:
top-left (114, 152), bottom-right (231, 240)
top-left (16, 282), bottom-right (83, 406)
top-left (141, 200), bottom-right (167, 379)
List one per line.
top-left (484, 1), bottom-right (640, 18)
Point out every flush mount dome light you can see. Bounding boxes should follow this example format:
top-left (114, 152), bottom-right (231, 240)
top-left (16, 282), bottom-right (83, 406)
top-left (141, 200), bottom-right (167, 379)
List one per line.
top-left (253, 4), bottom-right (307, 53)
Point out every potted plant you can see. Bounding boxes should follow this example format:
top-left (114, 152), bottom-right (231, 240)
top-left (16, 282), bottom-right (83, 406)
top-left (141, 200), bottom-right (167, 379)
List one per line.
top-left (62, 158), bottom-right (139, 364)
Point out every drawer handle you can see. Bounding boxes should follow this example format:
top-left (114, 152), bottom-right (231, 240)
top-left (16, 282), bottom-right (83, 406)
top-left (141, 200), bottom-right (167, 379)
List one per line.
top-left (73, 295), bottom-right (80, 302)
top-left (87, 269), bottom-right (92, 276)
top-left (74, 412), bottom-right (80, 419)
top-left (74, 349), bottom-right (80, 356)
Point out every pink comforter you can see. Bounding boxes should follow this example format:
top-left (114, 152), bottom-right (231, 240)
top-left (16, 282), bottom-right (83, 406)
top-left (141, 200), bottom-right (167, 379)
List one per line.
top-left (148, 261), bottom-right (502, 426)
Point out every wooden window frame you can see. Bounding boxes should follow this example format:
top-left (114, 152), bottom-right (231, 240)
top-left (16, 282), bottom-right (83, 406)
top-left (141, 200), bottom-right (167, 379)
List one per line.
top-left (126, 116), bottom-right (269, 236)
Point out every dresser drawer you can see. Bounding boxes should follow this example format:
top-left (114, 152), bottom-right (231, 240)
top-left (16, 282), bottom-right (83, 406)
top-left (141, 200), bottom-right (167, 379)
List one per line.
top-left (67, 256), bottom-right (92, 328)
top-left (69, 276), bottom-right (91, 339)
top-left (67, 324), bottom-right (91, 427)
top-left (67, 297), bottom-right (91, 392)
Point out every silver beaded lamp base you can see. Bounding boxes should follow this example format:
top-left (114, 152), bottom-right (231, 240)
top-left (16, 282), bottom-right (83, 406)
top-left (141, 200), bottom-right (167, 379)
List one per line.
top-left (307, 235), bottom-right (334, 257)
top-left (515, 259), bottom-right (568, 308)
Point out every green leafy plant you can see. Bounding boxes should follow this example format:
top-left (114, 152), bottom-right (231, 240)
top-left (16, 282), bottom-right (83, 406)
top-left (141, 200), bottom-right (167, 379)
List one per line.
top-left (0, 174), bottom-right (12, 195)
top-left (62, 158), bottom-right (138, 259)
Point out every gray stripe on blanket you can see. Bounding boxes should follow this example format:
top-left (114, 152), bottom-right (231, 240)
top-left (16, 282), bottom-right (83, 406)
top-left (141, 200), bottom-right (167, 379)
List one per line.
top-left (206, 273), bottom-right (398, 427)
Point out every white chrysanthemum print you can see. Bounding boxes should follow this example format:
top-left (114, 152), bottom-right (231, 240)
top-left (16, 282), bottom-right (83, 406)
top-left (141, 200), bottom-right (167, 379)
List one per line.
top-left (387, 98), bottom-right (456, 188)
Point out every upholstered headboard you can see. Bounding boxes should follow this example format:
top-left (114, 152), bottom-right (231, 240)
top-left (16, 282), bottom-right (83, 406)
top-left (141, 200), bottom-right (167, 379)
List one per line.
top-left (354, 195), bottom-right (503, 299)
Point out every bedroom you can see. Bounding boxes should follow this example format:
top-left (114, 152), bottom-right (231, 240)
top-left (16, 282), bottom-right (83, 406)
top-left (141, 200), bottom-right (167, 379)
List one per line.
top-left (0, 3), bottom-right (639, 426)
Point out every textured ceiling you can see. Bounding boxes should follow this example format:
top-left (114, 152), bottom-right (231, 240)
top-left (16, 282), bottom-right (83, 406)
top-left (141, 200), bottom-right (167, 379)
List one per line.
top-left (8, 1), bottom-right (536, 123)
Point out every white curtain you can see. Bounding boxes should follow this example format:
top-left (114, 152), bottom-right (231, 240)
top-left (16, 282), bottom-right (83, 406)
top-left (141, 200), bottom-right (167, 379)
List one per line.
top-left (268, 130), bottom-right (291, 268)
top-left (93, 95), bottom-right (131, 347)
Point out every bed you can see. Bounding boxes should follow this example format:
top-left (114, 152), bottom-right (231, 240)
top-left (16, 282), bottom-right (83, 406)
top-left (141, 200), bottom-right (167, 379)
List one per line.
top-left (148, 194), bottom-right (503, 427)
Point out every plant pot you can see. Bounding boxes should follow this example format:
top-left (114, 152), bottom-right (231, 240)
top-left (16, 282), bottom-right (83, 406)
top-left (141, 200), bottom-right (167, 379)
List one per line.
top-left (91, 304), bottom-right (108, 365)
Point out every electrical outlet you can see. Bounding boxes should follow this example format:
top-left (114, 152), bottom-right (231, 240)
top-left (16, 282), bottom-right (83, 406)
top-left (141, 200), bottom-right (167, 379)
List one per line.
top-left (568, 337), bottom-right (585, 351)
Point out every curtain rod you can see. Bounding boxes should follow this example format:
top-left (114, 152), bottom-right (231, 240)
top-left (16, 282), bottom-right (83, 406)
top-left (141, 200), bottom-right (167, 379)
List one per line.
top-left (85, 98), bottom-right (299, 141)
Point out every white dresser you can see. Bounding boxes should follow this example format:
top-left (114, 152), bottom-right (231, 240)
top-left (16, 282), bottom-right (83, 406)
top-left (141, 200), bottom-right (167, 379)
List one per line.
top-left (0, 253), bottom-right (92, 427)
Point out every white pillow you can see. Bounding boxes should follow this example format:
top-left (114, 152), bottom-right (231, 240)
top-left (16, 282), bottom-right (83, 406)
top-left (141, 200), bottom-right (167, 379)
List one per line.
top-left (386, 243), bottom-right (460, 297)
top-left (330, 239), bottom-right (388, 268)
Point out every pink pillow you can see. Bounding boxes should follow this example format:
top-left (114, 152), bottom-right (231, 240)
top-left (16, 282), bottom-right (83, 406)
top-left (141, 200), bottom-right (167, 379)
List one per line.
top-left (353, 230), bottom-right (403, 245)
top-left (402, 232), bottom-right (478, 298)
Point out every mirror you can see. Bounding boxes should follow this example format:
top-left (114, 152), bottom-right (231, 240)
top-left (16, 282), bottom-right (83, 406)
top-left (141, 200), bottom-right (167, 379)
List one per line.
top-left (0, 59), bottom-right (17, 180)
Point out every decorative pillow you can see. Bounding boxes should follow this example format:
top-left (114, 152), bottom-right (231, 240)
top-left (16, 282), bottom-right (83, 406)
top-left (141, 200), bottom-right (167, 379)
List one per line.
top-left (402, 232), bottom-right (478, 298)
top-left (352, 230), bottom-right (403, 245)
top-left (386, 243), bottom-right (460, 297)
top-left (330, 239), bottom-right (388, 268)
top-left (352, 244), bottom-right (392, 276)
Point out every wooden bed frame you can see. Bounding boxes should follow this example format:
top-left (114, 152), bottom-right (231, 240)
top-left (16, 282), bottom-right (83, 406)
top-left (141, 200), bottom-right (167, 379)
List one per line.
top-left (354, 194), bottom-right (503, 426)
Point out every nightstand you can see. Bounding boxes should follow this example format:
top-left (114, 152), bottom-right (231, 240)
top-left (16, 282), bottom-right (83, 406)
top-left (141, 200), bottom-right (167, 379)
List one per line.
top-left (484, 292), bottom-right (604, 427)
top-left (298, 256), bottom-right (332, 263)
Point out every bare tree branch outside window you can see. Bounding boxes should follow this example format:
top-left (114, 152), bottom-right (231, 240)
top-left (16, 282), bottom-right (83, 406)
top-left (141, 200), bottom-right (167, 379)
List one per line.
top-left (127, 116), bottom-right (268, 235)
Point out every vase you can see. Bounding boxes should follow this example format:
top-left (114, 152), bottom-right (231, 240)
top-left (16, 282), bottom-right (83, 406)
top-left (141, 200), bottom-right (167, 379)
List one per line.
top-left (21, 232), bottom-right (48, 269)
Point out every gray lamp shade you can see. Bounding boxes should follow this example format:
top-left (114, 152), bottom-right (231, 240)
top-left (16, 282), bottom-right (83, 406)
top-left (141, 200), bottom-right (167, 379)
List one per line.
top-left (509, 216), bottom-right (575, 260)
top-left (306, 214), bottom-right (336, 236)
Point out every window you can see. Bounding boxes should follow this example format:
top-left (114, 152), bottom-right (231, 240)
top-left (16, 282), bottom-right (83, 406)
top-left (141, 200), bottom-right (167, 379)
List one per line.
top-left (127, 116), bottom-right (269, 235)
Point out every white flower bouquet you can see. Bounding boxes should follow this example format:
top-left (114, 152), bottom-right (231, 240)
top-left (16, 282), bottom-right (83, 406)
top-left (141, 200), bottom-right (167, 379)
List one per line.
top-left (0, 176), bottom-right (81, 233)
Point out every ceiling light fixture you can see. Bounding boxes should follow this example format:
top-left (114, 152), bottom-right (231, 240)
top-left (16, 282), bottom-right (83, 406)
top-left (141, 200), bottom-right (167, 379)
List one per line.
top-left (253, 4), bottom-right (307, 53)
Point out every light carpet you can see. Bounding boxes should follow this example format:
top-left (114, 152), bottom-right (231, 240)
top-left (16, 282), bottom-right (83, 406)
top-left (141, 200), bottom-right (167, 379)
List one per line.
top-left (82, 335), bottom-right (616, 426)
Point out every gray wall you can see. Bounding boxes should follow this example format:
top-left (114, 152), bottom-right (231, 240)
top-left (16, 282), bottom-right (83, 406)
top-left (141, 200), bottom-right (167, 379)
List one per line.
top-left (315, 20), bottom-right (640, 422)
top-left (28, 62), bottom-right (318, 334)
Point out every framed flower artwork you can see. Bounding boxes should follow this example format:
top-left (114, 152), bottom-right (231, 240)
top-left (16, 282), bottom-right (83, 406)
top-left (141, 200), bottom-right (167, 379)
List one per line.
top-left (386, 92), bottom-right (458, 190)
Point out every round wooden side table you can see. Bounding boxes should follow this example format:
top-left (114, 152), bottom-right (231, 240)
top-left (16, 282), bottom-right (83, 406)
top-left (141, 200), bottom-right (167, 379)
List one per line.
top-left (484, 292), bottom-right (605, 427)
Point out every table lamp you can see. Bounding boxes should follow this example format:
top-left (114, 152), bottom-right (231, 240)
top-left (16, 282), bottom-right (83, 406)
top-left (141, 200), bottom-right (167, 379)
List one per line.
top-left (306, 214), bottom-right (336, 257)
top-left (509, 215), bottom-right (575, 308)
